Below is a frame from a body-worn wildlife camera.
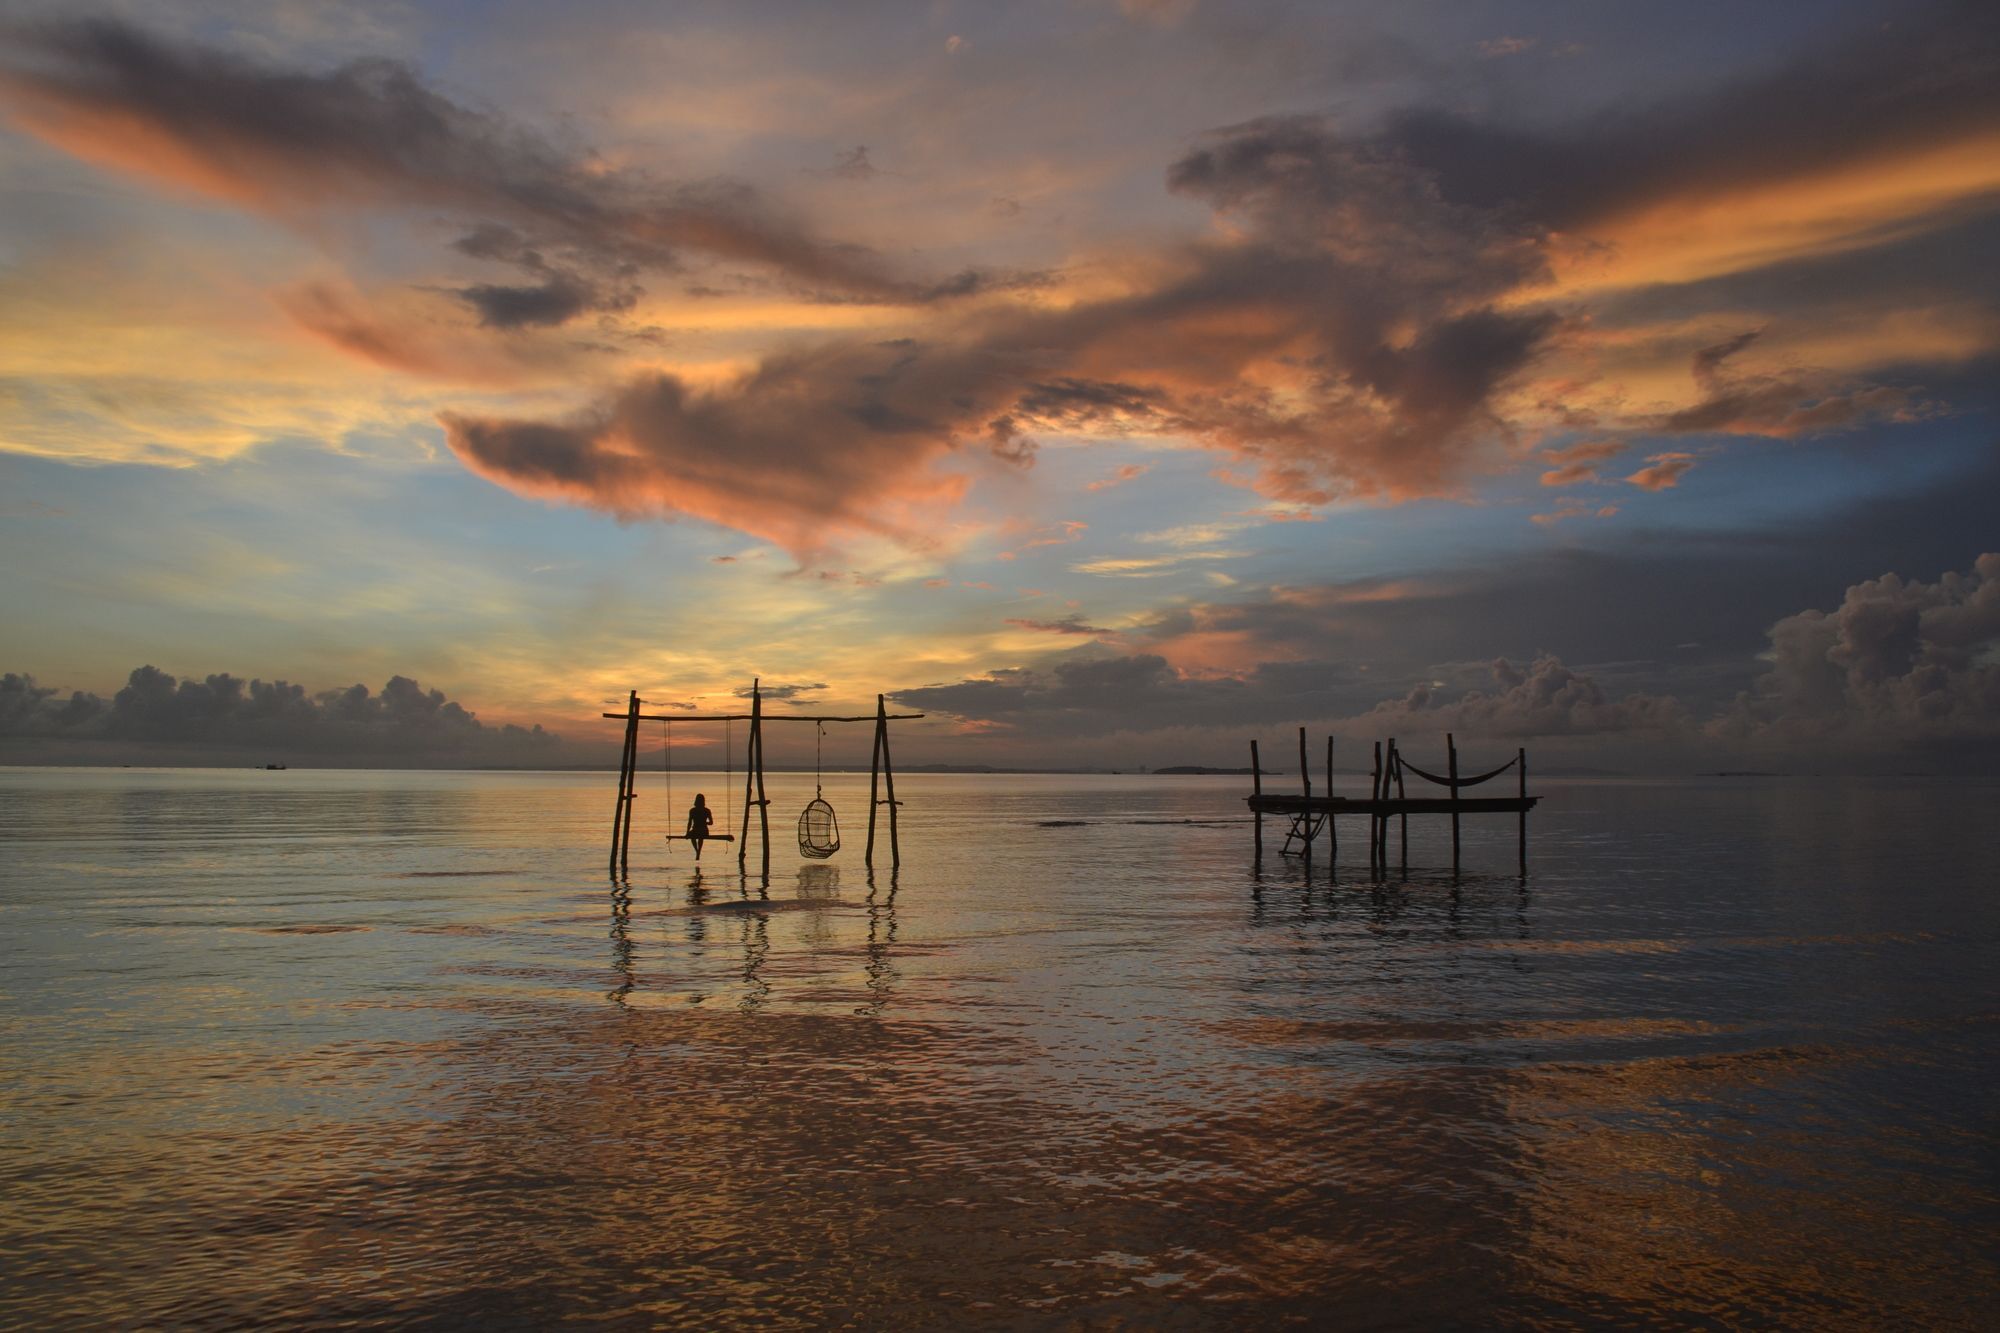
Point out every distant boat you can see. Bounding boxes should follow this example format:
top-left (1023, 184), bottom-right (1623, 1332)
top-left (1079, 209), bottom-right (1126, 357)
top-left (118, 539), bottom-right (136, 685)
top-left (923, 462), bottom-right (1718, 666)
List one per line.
top-left (265, 763), bottom-right (287, 770)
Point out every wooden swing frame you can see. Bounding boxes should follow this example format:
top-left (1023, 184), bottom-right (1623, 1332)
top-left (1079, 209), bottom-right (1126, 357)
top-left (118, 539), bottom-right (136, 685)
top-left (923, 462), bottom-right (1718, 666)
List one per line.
top-left (605, 679), bottom-right (922, 877)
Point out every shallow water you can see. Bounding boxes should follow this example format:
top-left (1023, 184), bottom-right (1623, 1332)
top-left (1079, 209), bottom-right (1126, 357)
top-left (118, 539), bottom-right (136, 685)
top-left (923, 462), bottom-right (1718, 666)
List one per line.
top-left (2, 767), bottom-right (1995, 1328)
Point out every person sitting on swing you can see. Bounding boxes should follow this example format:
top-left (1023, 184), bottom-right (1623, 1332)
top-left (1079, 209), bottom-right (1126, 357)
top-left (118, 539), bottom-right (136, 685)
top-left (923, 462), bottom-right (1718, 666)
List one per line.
top-left (684, 792), bottom-right (714, 858)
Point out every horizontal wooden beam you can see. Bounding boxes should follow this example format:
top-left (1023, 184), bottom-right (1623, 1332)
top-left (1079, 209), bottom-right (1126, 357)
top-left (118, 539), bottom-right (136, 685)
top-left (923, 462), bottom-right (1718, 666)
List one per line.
top-left (602, 712), bottom-right (924, 723)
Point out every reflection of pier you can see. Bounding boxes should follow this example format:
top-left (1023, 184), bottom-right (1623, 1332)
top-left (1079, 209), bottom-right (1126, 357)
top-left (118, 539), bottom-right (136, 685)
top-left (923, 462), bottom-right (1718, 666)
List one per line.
top-left (1247, 729), bottom-right (1537, 873)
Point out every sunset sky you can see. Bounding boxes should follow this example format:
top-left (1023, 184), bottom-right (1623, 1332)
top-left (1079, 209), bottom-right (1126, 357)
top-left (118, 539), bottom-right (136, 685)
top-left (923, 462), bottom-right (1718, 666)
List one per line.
top-left (2, 0), bottom-right (1996, 770)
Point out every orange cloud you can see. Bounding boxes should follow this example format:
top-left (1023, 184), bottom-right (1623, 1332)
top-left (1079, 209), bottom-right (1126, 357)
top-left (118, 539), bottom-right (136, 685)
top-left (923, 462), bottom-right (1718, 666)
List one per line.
top-left (1086, 463), bottom-right (1152, 491)
top-left (1625, 452), bottom-right (1697, 491)
top-left (1539, 439), bottom-right (1625, 487)
top-left (1531, 499), bottom-right (1619, 528)
top-left (442, 348), bottom-right (988, 559)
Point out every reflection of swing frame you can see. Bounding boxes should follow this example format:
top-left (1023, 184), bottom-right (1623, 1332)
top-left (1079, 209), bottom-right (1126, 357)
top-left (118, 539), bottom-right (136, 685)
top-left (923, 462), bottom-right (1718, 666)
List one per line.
top-left (604, 679), bottom-right (923, 877)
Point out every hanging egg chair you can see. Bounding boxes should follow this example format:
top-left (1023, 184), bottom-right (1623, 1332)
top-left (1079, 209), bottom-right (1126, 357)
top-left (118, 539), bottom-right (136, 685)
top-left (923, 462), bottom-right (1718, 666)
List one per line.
top-left (798, 795), bottom-right (840, 859)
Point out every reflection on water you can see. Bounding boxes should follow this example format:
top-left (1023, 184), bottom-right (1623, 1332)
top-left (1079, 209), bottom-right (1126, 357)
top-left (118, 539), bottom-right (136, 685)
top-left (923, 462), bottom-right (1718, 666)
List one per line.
top-left (2, 768), bottom-right (1996, 1326)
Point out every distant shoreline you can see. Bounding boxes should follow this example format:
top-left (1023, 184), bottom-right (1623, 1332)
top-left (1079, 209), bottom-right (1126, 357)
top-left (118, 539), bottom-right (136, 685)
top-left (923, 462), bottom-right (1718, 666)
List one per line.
top-left (1, 760), bottom-right (1704, 778)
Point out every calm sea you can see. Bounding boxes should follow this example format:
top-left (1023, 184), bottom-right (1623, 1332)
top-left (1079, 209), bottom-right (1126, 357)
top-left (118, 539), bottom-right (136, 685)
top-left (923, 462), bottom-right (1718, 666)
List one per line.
top-left (1, 766), bottom-right (1994, 1328)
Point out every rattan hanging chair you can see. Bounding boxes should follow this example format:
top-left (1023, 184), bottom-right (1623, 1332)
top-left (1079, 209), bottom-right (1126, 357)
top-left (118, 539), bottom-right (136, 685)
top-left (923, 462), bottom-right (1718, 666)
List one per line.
top-left (798, 795), bottom-right (840, 859)
top-left (796, 721), bottom-right (842, 859)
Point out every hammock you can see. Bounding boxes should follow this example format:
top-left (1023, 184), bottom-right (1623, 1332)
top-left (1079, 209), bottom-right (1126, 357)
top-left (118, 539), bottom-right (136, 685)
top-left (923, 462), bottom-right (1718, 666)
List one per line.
top-left (1399, 753), bottom-right (1518, 789)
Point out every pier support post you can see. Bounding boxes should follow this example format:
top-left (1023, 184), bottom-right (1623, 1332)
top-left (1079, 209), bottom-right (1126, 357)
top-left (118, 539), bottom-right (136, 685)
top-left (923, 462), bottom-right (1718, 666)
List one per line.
top-left (1518, 747), bottom-right (1528, 875)
top-left (1393, 739), bottom-right (1408, 870)
top-left (1370, 740), bottom-right (1383, 874)
top-left (1250, 740), bottom-right (1263, 861)
top-left (1378, 738), bottom-right (1392, 868)
top-left (1298, 726), bottom-right (1313, 860)
top-left (1320, 735), bottom-right (1331, 862)
top-left (1448, 732), bottom-right (1461, 872)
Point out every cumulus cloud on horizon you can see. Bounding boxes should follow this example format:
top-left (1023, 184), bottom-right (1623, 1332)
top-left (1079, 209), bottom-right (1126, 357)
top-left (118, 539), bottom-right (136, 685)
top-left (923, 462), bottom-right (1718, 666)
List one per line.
top-left (0, 665), bottom-right (562, 764)
top-left (1712, 553), bottom-right (2000, 752)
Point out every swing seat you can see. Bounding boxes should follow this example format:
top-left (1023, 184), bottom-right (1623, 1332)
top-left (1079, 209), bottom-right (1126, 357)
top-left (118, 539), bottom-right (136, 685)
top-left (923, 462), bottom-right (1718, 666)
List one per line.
top-left (666, 833), bottom-right (736, 842)
top-left (797, 797), bottom-right (840, 859)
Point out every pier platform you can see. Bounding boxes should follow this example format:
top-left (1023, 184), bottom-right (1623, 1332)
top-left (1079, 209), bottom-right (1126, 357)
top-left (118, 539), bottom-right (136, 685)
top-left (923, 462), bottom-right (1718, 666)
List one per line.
top-left (1248, 794), bottom-right (1538, 817)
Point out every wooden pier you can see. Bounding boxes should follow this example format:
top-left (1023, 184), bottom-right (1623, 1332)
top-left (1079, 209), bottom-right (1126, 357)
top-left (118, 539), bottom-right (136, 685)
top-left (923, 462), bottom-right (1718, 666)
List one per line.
top-left (1246, 729), bottom-right (1537, 873)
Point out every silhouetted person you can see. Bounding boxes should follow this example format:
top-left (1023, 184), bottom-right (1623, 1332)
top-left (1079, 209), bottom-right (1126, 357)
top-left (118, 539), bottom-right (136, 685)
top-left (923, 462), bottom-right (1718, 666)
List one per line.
top-left (684, 792), bottom-right (714, 859)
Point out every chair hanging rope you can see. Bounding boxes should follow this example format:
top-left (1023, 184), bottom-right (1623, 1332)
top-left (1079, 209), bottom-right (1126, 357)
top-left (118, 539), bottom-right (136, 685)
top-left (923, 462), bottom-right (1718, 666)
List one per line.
top-left (798, 721), bottom-right (840, 858)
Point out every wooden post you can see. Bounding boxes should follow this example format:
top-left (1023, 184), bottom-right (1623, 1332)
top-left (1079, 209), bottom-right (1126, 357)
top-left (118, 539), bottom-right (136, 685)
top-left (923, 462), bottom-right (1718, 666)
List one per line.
top-left (1327, 736), bottom-right (1338, 863)
top-left (1297, 726), bottom-right (1313, 856)
top-left (866, 702), bottom-right (884, 867)
top-left (880, 694), bottom-right (900, 868)
top-left (1370, 740), bottom-right (1383, 872)
top-left (1518, 747), bottom-right (1528, 875)
top-left (619, 695), bottom-right (640, 877)
top-left (609, 689), bottom-right (638, 878)
top-left (1448, 732), bottom-right (1461, 871)
top-left (1376, 738), bottom-right (1390, 866)
top-left (1250, 739), bottom-right (1263, 860)
top-left (738, 680), bottom-right (760, 871)
top-left (1324, 735), bottom-right (1335, 867)
top-left (754, 685), bottom-right (770, 876)
top-left (737, 685), bottom-right (752, 868)
top-left (1394, 739), bottom-right (1408, 869)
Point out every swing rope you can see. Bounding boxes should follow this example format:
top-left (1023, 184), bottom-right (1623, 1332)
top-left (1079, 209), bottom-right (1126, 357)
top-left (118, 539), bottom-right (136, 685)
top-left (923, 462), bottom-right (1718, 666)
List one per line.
top-left (661, 710), bottom-right (738, 847)
top-left (798, 720), bottom-right (840, 859)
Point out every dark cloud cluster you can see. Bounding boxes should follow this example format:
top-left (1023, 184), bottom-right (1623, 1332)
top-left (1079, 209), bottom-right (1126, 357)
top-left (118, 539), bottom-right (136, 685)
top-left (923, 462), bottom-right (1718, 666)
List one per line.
top-left (0, 665), bottom-right (559, 763)
top-left (1005, 615), bottom-right (1113, 637)
top-left (1354, 655), bottom-right (1689, 740)
top-left (737, 681), bottom-right (827, 703)
top-left (899, 547), bottom-right (2000, 768)
top-left (448, 224), bottom-right (640, 330)
top-left (896, 647), bottom-right (1684, 748)
top-left (0, 17), bottom-right (1002, 328)
top-left (1374, 1), bottom-right (2000, 230)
